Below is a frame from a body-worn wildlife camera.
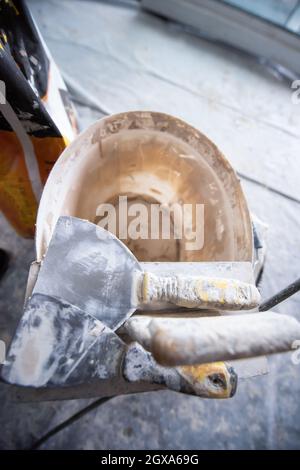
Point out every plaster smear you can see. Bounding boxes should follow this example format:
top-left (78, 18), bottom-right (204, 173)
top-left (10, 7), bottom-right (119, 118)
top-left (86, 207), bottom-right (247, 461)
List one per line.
top-left (5, 305), bottom-right (57, 386)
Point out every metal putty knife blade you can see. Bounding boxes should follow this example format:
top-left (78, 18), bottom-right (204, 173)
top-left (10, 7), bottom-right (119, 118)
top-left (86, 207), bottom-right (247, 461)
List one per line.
top-left (33, 216), bottom-right (142, 330)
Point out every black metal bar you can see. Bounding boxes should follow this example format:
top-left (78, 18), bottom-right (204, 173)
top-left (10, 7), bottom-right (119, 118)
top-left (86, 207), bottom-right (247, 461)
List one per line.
top-left (259, 277), bottom-right (300, 311)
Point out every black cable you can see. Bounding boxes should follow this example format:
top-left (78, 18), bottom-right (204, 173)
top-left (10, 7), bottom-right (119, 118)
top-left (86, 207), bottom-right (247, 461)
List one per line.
top-left (29, 396), bottom-right (113, 450)
top-left (259, 277), bottom-right (300, 311)
top-left (0, 249), bottom-right (9, 281)
top-left (237, 171), bottom-right (300, 205)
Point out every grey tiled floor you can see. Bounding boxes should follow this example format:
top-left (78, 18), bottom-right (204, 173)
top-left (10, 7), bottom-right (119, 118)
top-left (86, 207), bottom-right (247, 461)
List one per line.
top-left (0, 0), bottom-right (300, 449)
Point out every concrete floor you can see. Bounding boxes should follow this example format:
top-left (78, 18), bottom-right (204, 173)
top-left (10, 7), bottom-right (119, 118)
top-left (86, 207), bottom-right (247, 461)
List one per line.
top-left (0, 0), bottom-right (300, 449)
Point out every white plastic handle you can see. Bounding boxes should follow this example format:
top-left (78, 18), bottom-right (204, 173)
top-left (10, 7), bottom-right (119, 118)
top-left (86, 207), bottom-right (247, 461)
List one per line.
top-left (141, 272), bottom-right (260, 310)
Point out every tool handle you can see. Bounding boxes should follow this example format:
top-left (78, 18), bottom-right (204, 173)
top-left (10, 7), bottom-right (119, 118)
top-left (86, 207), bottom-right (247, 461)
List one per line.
top-left (141, 272), bottom-right (260, 310)
top-left (149, 312), bottom-right (300, 366)
top-left (123, 342), bottom-right (236, 398)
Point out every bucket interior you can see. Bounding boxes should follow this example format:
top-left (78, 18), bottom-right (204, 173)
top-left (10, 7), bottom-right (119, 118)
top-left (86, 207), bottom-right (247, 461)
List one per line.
top-left (36, 112), bottom-right (252, 263)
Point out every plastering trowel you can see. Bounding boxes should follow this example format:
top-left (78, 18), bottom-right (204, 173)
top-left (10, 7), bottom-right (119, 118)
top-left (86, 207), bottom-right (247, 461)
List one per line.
top-left (2, 215), bottom-right (300, 397)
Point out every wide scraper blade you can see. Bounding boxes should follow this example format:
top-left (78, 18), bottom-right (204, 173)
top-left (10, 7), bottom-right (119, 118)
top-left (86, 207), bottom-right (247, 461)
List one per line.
top-left (33, 216), bottom-right (142, 330)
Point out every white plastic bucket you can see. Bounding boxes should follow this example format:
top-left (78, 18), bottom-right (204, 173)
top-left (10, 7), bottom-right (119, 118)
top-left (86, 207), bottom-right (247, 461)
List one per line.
top-left (35, 111), bottom-right (253, 264)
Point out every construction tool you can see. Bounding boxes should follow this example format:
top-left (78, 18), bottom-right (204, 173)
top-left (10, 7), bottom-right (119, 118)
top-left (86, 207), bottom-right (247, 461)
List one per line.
top-left (125, 313), bottom-right (300, 366)
top-left (2, 215), bottom-right (299, 398)
top-left (1, 215), bottom-right (260, 399)
top-left (29, 216), bottom-right (260, 331)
